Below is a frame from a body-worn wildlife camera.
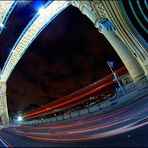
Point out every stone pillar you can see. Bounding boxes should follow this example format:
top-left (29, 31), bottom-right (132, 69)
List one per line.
top-left (70, 1), bottom-right (147, 87)
top-left (96, 18), bottom-right (147, 85)
top-left (0, 81), bottom-right (9, 125)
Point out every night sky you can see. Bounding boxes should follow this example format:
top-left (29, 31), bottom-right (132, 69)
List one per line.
top-left (0, 1), bottom-right (124, 114)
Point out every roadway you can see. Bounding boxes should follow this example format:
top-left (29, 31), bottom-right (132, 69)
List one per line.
top-left (0, 89), bottom-right (148, 147)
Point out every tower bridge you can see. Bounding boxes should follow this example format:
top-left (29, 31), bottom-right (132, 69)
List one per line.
top-left (0, 0), bottom-right (147, 125)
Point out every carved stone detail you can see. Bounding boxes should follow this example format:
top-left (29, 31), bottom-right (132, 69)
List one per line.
top-left (84, 1), bottom-right (107, 20)
top-left (71, 1), bottom-right (107, 22)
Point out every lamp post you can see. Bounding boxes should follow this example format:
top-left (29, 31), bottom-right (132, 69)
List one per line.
top-left (107, 61), bottom-right (126, 94)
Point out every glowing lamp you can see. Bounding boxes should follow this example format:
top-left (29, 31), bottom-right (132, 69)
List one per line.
top-left (17, 116), bottom-right (23, 122)
top-left (38, 7), bottom-right (46, 15)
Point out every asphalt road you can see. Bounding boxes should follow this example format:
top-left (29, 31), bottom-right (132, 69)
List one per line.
top-left (0, 93), bottom-right (148, 147)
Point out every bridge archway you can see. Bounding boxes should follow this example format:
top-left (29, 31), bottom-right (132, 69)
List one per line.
top-left (1, 1), bottom-right (147, 84)
top-left (0, 1), bottom-right (147, 125)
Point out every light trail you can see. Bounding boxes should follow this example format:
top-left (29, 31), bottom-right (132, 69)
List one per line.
top-left (22, 109), bottom-right (126, 130)
top-left (24, 67), bottom-right (127, 119)
top-left (26, 119), bottom-right (148, 141)
top-left (25, 81), bottom-right (113, 118)
top-left (0, 136), bottom-right (13, 148)
top-left (15, 117), bottom-right (130, 136)
top-left (3, 95), bottom-right (147, 146)
top-left (12, 108), bottom-right (148, 139)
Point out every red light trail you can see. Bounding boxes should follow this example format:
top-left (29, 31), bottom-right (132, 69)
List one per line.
top-left (25, 81), bottom-right (113, 118)
top-left (24, 67), bottom-right (127, 118)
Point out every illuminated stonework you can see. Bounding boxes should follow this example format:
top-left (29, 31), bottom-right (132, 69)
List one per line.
top-left (0, 81), bottom-right (9, 125)
top-left (101, 1), bottom-right (148, 75)
top-left (71, 1), bottom-right (148, 86)
top-left (0, 1), bottom-right (70, 82)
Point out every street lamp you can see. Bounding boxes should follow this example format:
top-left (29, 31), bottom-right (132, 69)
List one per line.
top-left (107, 61), bottom-right (126, 93)
top-left (17, 116), bottom-right (23, 122)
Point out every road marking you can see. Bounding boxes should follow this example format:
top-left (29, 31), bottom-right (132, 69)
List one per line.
top-left (0, 139), bottom-right (8, 147)
top-left (0, 136), bottom-right (13, 147)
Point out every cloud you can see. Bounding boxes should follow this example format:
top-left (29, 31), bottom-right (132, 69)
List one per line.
top-left (3, 5), bottom-right (124, 114)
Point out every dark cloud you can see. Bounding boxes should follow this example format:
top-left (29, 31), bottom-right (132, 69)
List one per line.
top-left (0, 5), bottom-right (123, 114)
